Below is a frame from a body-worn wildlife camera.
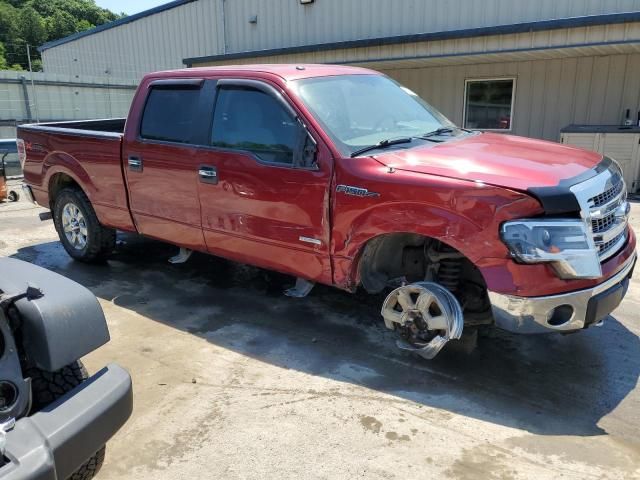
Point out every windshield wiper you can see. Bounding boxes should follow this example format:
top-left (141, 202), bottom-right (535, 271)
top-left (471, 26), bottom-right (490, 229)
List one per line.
top-left (350, 137), bottom-right (413, 158)
top-left (421, 127), bottom-right (456, 138)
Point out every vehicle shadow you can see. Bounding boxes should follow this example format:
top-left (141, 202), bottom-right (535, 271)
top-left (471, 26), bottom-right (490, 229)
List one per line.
top-left (11, 234), bottom-right (640, 438)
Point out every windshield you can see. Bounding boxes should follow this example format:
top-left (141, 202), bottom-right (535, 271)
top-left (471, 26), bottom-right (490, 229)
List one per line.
top-left (291, 74), bottom-right (454, 156)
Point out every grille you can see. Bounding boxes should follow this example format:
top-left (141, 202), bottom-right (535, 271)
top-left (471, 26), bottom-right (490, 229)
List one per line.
top-left (591, 213), bottom-right (616, 233)
top-left (586, 169), bottom-right (628, 261)
top-left (598, 232), bottom-right (626, 256)
top-left (588, 173), bottom-right (623, 207)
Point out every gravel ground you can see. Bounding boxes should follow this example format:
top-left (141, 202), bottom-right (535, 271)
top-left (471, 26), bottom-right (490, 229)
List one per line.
top-left (1, 197), bottom-right (639, 480)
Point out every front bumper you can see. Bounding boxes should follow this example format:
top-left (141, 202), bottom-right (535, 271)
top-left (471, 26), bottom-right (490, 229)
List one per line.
top-left (0, 364), bottom-right (132, 480)
top-left (489, 251), bottom-right (636, 333)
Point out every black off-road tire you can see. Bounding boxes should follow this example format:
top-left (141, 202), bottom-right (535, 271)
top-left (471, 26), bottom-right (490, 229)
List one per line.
top-left (53, 188), bottom-right (116, 262)
top-left (25, 360), bottom-right (106, 480)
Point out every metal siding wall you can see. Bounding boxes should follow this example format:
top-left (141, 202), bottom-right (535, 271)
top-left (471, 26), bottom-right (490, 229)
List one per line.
top-left (379, 53), bottom-right (640, 141)
top-left (41, 0), bottom-right (640, 78)
top-left (0, 70), bottom-right (136, 129)
top-left (224, 0), bottom-right (640, 53)
top-left (41, 0), bottom-right (223, 81)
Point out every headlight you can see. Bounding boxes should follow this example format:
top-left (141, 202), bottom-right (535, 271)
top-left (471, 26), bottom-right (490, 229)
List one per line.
top-left (500, 219), bottom-right (602, 279)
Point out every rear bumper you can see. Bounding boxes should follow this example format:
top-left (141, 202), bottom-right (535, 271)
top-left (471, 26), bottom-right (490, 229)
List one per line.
top-left (489, 251), bottom-right (636, 333)
top-left (0, 364), bottom-right (132, 480)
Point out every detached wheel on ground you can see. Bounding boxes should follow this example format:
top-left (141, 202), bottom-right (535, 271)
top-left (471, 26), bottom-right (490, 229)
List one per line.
top-left (25, 360), bottom-right (106, 480)
top-left (7, 190), bottom-right (18, 202)
top-left (53, 188), bottom-right (115, 262)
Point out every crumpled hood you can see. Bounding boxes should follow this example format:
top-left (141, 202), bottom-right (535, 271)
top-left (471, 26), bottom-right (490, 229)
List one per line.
top-left (373, 132), bottom-right (602, 191)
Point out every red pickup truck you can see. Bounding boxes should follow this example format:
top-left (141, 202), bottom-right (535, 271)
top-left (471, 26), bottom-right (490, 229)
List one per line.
top-left (18, 64), bottom-right (636, 359)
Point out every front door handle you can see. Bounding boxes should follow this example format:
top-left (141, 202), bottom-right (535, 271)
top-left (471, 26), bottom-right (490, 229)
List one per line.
top-left (198, 165), bottom-right (218, 184)
top-left (128, 155), bottom-right (143, 172)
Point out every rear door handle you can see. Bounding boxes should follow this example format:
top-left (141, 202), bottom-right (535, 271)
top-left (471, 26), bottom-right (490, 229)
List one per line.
top-left (128, 155), bottom-right (142, 172)
top-left (198, 165), bottom-right (218, 184)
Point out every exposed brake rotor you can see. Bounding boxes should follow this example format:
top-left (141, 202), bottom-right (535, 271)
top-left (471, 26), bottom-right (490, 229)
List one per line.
top-left (380, 282), bottom-right (463, 359)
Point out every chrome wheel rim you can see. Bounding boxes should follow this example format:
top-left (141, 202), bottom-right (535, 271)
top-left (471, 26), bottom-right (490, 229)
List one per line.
top-left (62, 203), bottom-right (88, 250)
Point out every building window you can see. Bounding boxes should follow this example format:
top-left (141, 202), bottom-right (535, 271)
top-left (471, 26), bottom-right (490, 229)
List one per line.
top-left (464, 78), bottom-right (515, 130)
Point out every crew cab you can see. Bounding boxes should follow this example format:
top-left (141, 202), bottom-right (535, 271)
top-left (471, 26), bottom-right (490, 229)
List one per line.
top-left (17, 65), bottom-right (636, 359)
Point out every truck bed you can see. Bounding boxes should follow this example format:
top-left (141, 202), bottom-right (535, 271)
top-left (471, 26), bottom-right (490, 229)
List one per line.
top-left (19, 118), bottom-right (126, 137)
top-left (18, 117), bottom-right (136, 232)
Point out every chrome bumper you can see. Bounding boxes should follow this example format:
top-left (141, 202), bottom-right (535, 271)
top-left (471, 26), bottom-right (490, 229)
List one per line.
top-left (488, 252), bottom-right (636, 333)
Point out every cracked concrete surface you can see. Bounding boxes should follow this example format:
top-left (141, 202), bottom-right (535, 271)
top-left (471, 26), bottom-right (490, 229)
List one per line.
top-left (1, 198), bottom-right (640, 479)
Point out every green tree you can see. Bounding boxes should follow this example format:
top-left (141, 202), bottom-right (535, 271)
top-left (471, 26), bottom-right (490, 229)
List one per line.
top-left (0, 43), bottom-right (7, 69)
top-left (19, 6), bottom-right (47, 46)
top-left (46, 10), bottom-right (78, 39)
top-left (0, 0), bottom-right (124, 70)
top-left (0, 3), bottom-right (21, 43)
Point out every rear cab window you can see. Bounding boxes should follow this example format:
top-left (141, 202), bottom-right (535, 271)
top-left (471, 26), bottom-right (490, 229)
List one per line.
top-left (139, 82), bottom-right (203, 144)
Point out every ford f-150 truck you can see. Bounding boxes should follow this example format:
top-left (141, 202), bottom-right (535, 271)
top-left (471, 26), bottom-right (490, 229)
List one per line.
top-left (17, 64), bottom-right (636, 359)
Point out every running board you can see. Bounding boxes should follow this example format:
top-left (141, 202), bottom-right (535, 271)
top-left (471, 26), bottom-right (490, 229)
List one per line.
top-left (169, 247), bottom-right (193, 264)
top-left (284, 277), bottom-right (315, 298)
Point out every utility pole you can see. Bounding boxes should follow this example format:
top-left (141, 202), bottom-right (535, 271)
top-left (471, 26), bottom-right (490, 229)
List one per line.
top-left (26, 44), bottom-right (40, 122)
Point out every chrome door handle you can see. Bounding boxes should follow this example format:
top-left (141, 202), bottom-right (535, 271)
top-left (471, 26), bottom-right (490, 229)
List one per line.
top-left (128, 156), bottom-right (142, 172)
top-left (198, 165), bottom-right (218, 184)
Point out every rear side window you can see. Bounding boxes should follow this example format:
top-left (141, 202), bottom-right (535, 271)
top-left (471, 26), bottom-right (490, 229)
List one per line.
top-left (211, 87), bottom-right (298, 165)
top-left (140, 87), bottom-right (201, 143)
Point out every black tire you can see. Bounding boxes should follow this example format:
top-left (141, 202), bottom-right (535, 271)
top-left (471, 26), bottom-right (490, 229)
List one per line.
top-left (25, 360), bottom-right (106, 480)
top-left (7, 190), bottom-right (18, 202)
top-left (53, 187), bottom-right (115, 262)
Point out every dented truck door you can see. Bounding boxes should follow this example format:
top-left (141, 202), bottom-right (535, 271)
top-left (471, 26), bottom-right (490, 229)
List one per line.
top-left (194, 78), bottom-right (333, 284)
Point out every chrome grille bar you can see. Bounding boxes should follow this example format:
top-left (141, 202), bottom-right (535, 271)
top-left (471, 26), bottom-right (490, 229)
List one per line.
top-left (570, 159), bottom-right (629, 263)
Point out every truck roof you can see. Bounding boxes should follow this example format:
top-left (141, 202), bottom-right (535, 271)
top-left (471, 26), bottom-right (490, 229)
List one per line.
top-left (145, 64), bottom-right (378, 82)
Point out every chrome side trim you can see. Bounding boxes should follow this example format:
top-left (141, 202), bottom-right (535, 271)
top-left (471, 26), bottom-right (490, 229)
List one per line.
top-left (299, 236), bottom-right (321, 245)
top-left (489, 251), bottom-right (636, 334)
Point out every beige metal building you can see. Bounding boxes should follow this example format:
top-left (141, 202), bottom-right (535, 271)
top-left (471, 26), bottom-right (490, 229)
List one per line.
top-left (39, 0), bottom-right (640, 143)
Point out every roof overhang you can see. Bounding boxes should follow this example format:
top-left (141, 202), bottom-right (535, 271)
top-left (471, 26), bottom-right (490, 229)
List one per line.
top-left (185, 11), bottom-right (640, 69)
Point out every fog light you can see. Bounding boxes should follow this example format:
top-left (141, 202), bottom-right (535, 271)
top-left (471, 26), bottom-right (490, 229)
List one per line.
top-left (547, 304), bottom-right (574, 327)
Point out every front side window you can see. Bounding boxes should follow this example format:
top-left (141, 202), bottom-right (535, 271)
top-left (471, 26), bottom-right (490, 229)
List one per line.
top-left (211, 87), bottom-right (299, 165)
top-left (140, 86), bottom-right (201, 143)
top-left (464, 79), bottom-right (515, 130)
top-left (291, 74), bottom-right (453, 156)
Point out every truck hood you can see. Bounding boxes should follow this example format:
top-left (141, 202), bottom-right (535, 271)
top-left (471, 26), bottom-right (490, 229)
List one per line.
top-left (373, 132), bottom-right (602, 191)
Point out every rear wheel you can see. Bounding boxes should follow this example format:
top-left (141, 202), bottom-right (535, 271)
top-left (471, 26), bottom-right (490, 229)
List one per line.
top-left (53, 188), bottom-right (115, 262)
top-left (25, 360), bottom-right (106, 480)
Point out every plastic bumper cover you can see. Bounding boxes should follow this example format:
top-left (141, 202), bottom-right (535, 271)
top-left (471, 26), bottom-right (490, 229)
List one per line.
top-left (488, 251), bottom-right (636, 333)
top-left (0, 363), bottom-right (132, 480)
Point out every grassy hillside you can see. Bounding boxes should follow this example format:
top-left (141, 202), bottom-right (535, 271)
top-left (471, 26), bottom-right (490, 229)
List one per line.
top-left (0, 0), bottom-right (124, 70)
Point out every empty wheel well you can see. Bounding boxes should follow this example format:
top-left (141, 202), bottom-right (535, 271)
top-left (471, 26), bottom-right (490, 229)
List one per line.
top-left (358, 233), bottom-right (492, 322)
top-left (48, 173), bottom-right (81, 207)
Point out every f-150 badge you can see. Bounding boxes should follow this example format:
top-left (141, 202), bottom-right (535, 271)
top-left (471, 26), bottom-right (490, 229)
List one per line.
top-left (336, 185), bottom-right (380, 198)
